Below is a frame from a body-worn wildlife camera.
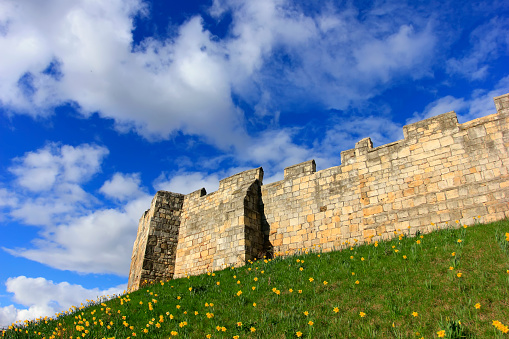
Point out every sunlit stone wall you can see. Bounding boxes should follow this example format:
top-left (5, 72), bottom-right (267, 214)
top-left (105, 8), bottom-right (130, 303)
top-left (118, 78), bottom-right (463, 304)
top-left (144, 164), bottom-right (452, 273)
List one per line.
top-left (262, 94), bottom-right (509, 255)
top-left (128, 93), bottom-right (509, 291)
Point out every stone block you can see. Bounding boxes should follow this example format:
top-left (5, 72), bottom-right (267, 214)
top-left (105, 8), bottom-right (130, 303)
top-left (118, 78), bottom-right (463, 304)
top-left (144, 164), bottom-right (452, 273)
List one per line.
top-left (422, 139), bottom-right (441, 152)
top-left (363, 205), bottom-right (383, 217)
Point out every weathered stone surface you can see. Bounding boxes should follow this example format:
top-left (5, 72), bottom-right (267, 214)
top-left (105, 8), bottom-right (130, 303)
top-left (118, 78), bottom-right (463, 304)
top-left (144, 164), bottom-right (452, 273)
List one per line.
top-left (127, 191), bottom-right (184, 292)
top-left (127, 93), bottom-right (509, 292)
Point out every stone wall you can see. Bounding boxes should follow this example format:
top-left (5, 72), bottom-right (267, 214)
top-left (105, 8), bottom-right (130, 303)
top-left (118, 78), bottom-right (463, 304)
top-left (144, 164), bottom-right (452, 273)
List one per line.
top-left (127, 93), bottom-right (509, 291)
top-left (262, 93), bottom-right (509, 255)
top-left (172, 168), bottom-right (264, 278)
top-left (127, 191), bottom-right (184, 291)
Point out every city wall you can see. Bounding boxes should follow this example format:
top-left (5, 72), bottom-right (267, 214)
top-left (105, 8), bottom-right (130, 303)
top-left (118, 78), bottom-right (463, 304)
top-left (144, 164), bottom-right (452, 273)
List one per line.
top-left (127, 93), bottom-right (509, 292)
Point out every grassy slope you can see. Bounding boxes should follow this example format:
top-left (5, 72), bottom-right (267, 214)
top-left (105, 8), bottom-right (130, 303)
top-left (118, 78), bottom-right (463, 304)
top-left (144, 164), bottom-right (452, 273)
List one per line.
top-left (2, 219), bottom-right (509, 339)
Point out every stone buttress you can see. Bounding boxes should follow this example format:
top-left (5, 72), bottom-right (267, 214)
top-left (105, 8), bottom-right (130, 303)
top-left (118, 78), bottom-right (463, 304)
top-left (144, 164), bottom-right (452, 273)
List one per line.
top-left (127, 191), bottom-right (184, 292)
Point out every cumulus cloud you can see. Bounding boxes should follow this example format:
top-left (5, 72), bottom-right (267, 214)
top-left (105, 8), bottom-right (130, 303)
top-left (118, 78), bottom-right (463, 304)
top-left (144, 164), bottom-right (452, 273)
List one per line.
top-left (7, 143), bottom-right (108, 226)
top-left (211, 0), bottom-right (317, 77)
top-left (2, 142), bottom-right (152, 275)
top-left (0, 0), bottom-right (505, 160)
top-left (0, 0), bottom-right (444, 151)
top-left (5, 195), bottom-right (151, 275)
top-left (9, 143), bottom-right (108, 193)
top-left (0, 0), bottom-right (145, 115)
top-left (100, 172), bottom-right (146, 201)
top-left (0, 276), bottom-right (126, 327)
top-left (0, 305), bottom-right (18, 328)
top-left (0, 0), bottom-right (247, 149)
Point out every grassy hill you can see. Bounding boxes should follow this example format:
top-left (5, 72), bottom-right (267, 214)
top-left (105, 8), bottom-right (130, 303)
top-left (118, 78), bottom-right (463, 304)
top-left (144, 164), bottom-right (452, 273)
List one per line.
top-left (2, 218), bottom-right (509, 338)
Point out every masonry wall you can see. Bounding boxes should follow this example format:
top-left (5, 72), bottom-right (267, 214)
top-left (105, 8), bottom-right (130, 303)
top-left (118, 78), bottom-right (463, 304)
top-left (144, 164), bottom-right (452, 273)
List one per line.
top-left (262, 93), bottom-right (509, 255)
top-left (172, 168), bottom-right (263, 278)
top-left (127, 191), bottom-right (184, 291)
top-left (127, 93), bottom-right (509, 291)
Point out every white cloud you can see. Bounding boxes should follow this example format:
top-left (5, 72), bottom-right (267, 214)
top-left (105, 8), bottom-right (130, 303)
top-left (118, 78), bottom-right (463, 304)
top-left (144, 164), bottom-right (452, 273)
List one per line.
top-left (218, 0), bottom-right (438, 113)
top-left (0, 189), bottom-right (18, 208)
top-left (154, 172), bottom-right (221, 195)
top-left (0, 0), bottom-right (145, 115)
top-left (0, 305), bottom-right (18, 328)
top-left (446, 17), bottom-right (509, 80)
top-left (4, 194), bottom-right (152, 275)
top-left (100, 172), bottom-right (145, 201)
top-left (0, 0), bottom-right (505, 157)
top-left (246, 129), bottom-right (311, 168)
top-left (406, 75), bottom-right (509, 124)
top-left (409, 75), bottom-right (509, 125)
top-left (0, 0), bottom-right (443, 150)
top-left (407, 96), bottom-right (468, 124)
top-left (2, 142), bottom-right (153, 275)
top-left (9, 143), bottom-right (108, 193)
top-left (6, 143), bottom-right (108, 226)
top-left (0, 276), bottom-right (126, 327)
top-left (0, 0), bottom-right (248, 150)
top-left (212, 0), bottom-right (317, 77)
top-left (353, 24), bottom-right (435, 82)
top-left (0, 189), bottom-right (18, 222)
top-left (461, 75), bottom-right (509, 121)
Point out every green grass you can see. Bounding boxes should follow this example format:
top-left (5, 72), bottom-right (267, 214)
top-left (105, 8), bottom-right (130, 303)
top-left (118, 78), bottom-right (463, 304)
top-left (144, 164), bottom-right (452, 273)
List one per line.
top-left (3, 218), bottom-right (509, 338)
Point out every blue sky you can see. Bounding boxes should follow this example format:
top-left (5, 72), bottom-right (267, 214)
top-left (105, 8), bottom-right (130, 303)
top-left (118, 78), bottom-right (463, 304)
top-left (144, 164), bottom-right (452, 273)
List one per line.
top-left (0, 0), bottom-right (508, 326)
